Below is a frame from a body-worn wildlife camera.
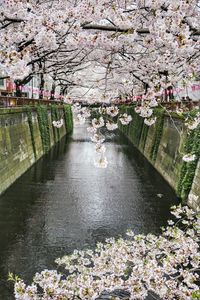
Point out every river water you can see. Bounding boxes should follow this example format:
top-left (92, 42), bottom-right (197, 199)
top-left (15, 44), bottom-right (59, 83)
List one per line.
top-left (0, 124), bottom-right (179, 299)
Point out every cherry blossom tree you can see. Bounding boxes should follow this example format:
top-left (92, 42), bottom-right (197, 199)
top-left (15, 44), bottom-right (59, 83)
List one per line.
top-left (0, 0), bottom-right (200, 99)
top-left (2, 0), bottom-right (198, 166)
top-left (1, 2), bottom-right (200, 297)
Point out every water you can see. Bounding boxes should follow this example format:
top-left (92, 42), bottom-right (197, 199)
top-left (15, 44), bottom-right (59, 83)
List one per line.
top-left (0, 124), bottom-right (179, 299)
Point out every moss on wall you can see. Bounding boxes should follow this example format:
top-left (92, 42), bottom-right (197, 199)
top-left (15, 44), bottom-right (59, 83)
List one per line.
top-left (177, 125), bottom-right (200, 200)
top-left (64, 104), bottom-right (73, 134)
top-left (118, 105), bottom-right (199, 202)
top-left (0, 105), bottom-right (73, 195)
top-left (119, 105), bottom-right (144, 147)
top-left (25, 106), bottom-right (37, 159)
top-left (51, 104), bottom-right (60, 142)
top-left (139, 123), bottom-right (149, 153)
top-left (150, 109), bottom-right (165, 162)
top-left (36, 105), bottom-right (51, 153)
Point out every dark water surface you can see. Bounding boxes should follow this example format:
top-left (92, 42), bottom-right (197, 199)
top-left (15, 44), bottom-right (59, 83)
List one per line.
top-left (0, 125), bottom-right (179, 299)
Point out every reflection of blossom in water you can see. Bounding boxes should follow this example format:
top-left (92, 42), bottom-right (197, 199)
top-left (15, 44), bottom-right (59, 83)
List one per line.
top-left (87, 126), bottom-right (97, 133)
top-left (94, 155), bottom-right (108, 168)
top-left (95, 143), bottom-right (106, 154)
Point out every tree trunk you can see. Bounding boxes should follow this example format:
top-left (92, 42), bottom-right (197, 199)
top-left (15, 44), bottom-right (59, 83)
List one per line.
top-left (50, 82), bottom-right (56, 100)
top-left (15, 80), bottom-right (22, 97)
top-left (39, 73), bottom-right (45, 99)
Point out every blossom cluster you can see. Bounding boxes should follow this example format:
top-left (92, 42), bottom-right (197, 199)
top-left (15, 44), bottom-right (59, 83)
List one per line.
top-left (0, 0), bottom-right (199, 114)
top-left (182, 154), bottom-right (197, 163)
top-left (72, 104), bottom-right (132, 168)
top-left (134, 98), bottom-right (159, 126)
top-left (52, 119), bottom-right (64, 129)
top-left (12, 205), bottom-right (200, 300)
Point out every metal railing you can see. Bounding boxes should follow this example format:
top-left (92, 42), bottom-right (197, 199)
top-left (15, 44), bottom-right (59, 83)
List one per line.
top-left (0, 95), bottom-right (199, 111)
top-left (0, 96), bottom-right (64, 108)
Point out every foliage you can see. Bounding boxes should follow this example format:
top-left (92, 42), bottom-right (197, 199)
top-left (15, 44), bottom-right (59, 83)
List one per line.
top-left (25, 106), bottom-right (37, 159)
top-left (0, 1), bottom-right (200, 107)
top-left (119, 106), bottom-right (164, 158)
top-left (139, 123), bottom-right (149, 153)
top-left (118, 105), bottom-right (144, 147)
top-left (178, 125), bottom-right (200, 200)
top-left (12, 205), bottom-right (200, 300)
top-left (36, 105), bottom-right (51, 153)
top-left (51, 104), bottom-right (60, 142)
top-left (63, 105), bottom-right (73, 134)
top-left (150, 109), bottom-right (165, 162)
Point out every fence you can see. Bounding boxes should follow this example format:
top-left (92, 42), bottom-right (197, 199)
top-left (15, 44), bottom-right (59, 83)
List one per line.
top-left (0, 96), bottom-right (63, 108)
top-left (0, 95), bottom-right (199, 111)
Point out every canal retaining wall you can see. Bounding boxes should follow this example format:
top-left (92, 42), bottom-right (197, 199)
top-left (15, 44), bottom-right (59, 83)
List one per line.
top-left (119, 106), bottom-right (200, 207)
top-left (0, 105), bottom-right (73, 195)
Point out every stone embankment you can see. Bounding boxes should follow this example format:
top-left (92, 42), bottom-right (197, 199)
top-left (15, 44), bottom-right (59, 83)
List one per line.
top-left (119, 106), bottom-right (200, 208)
top-left (0, 105), bottom-right (73, 195)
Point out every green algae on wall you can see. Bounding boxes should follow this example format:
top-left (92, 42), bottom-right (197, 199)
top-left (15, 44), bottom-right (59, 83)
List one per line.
top-left (118, 105), bottom-right (144, 147)
top-left (118, 105), bottom-right (200, 202)
top-left (64, 104), bottom-right (73, 133)
top-left (150, 109), bottom-right (165, 162)
top-left (188, 160), bottom-right (200, 209)
top-left (139, 123), bottom-right (149, 153)
top-left (37, 105), bottom-right (51, 153)
top-left (177, 125), bottom-right (200, 201)
top-left (25, 106), bottom-right (37, 159)
top-left (0, 109), bottom-right (38, 195)
top-left (0, 105), bottom-right (73, 195)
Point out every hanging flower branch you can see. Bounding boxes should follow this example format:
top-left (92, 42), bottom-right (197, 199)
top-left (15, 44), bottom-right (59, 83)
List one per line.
top-left (72, 103), bottom-right (132, 168)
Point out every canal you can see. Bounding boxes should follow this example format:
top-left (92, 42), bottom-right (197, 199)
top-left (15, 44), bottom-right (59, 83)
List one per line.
top-left (0, 124), bottom-right (179, 299)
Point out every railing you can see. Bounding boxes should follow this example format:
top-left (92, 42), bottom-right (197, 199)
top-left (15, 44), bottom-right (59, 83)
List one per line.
top-left (113, 100), bottom-right (200, 111)
top-left (158, 101), bottom-right (200, 111)
top-left (0, 96), bottom-right (64, 108)
top-left (0, 95), bottom-right (199, 111)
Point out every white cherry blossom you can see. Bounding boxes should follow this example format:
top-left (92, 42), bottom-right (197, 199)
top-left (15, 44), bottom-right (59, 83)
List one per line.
top-left (91, 133), bottom-right (105, 144)
top-left (52, 119), bottom-right (64, 128)
top-left (182, 154), bottom-right (197, 162)
top-left (106, 121), bottom-right (118, 131)
top-left (13, 205), bottom-right (200, 300)
top-left (119, 113), bottom-right (132, 125)
top-left (106, 106), bottom-right (119, 117)
top-left (92, 117), bottom-right (105, 129)
top-left (144, 117), bottom-right (157, 126)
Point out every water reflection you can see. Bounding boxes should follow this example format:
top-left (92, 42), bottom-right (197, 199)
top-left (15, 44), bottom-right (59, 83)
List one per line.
top-left (0, 125), bottom-right (179, 299)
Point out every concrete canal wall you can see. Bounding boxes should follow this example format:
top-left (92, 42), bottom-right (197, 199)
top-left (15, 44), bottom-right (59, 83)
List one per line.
top-left (119, 106), bottom-right (200, 207)
top-left (0, 105), bottom-right (73, 195)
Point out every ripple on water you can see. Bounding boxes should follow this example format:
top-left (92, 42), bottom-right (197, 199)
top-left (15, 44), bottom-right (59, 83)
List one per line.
top-left (0, 124), bottom-right (179, 299)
